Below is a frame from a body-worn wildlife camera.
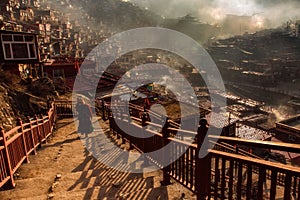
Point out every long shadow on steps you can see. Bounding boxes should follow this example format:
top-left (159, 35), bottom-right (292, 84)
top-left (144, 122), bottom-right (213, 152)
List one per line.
top-left (63, 118), bottom-right (170, 199)
top-left (67, 147), bottom-right (168, 199)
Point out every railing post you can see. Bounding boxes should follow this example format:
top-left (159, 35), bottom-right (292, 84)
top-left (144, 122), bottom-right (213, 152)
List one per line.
top-left (101, 100), bottom-right (107, 121)
top-left (53, 102), bottom-right (57, 127)
top-left (0, 126), bottom-right (15, 188)
top-left (196, 119), bottom-right (211, 200)
top-left (127, 118), bottom-right (133, 151)
top-left (108, 112), bottom-right (118, 139)
top-left (40, 114), bottom-right (46, 141)
top-left (27, 116), bottom-right (37, 155)
top-left (141, 108), bottom-right (151, 167)
top-left (120, 114), bottom-right (126, 145)
top-left (49, 102), bottom-right (56, 133)
top-left (161, 117), bottom-right (171, 186)
top-left (17, 118), bottom-right (29, 163)
top-left (101, 99), bottom-right (104, 119)
top-left (141, 107), bottom-right (150, 127)
top-left (235, 144), bottom-right (239, 177)
top-left (35, 115), bottom-right (42, 147)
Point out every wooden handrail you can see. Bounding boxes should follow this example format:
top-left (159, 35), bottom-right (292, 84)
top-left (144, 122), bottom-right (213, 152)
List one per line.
top-left (98, 98), bottom-right (300, 199)
top-left (210, 149), bottom-right (300, 174)
top-left (0, 100), bottom-right (58, 189)
top-left (3, 127), bottom-right (21, 138)
top-left (117, 114), bottom-right (300, 158)
top-left (210, 135), bottom-right (300, 153)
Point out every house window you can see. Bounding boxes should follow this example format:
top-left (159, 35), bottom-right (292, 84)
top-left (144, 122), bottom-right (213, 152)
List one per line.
top-left (1, 34), bottom-right (37, 60)
top-left (2, 35), bottom-right (12, 41)
top-left (4, 44), bottom-right (11, 58)
top-left (28, 44), bottom-right (36, 58)
top-left (13, 35), bottom-right (23, 41)
top-left (12, 43), bottom-right (28, 58)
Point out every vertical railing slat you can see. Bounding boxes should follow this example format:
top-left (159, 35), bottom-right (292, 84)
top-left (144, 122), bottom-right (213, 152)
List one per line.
top-left (284, 174), bottom-right (292, 200)
top-left (270, 170), bottom-right (277, 200)
top-left (236, 162), bottom-right (243, 200)
top-left (16, 118), bottom-right (29, 164)
top-left (221, 158), bottom-right (226, 199)
top-left (293, 177), bottom-right (297, 198)
top-left (297, 178), bottom-right (300, 200)
top-left (258, 168), bottom-right (266, 200)
top-left (0, 127), bottom-right (15, 188)
top-left (214, 157), bottom-right (219, 200)
top-left (228, 159), bottom-right (234, 200)
top-left (246, 164), bottom-right (252, 200)
top-left (26, 116), bottom-right (37, 155)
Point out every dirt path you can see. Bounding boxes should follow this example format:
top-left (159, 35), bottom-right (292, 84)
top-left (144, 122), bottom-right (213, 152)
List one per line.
top-left (0, 118), bottom-right (196, 200)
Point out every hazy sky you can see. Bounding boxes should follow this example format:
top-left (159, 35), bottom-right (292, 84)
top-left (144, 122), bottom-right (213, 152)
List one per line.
top-left (129, 0), bottom-right (300, 27)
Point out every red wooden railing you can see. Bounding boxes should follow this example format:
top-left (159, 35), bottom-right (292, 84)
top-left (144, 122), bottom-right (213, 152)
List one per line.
top-left (55, 100), bottom-right (77, 118)
top-left (0, 102), bottom-right (57, 188)
top-left (3, 100), bottom-right (298, 200)
top-left (104, 101), bottom-right (300, 200)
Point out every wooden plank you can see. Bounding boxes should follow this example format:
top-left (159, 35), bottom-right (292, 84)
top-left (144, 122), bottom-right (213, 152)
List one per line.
top-left (209, 135), bottom-right (300, 154)
top-left (170, 142), bottom-right (174, 176)
top-left (214, 157), bottom-right (219, 200)
top-left (178, 144), bottom-right (182, 183)
top-left (246, 164), bottom-right (252, 200)
top-left (257, 168), bottom-right (266, 200)
top-left (209, 150), bottom-right (300, 174)
top-left (175, 142), bottom-right (178, 179)
top-left (297, 178), bottom-right (300, 200)
top-left (190, 148), bottom-right (194, 189)
top-left (185, 148), bottom-right (190, 187)
top-left (236, 162), bottom-right (243, 200)
top-left (293, 177), bottom-right (297, 197)
top-left (0, 176), bottom-right (10, 188)
top-left (228, 160), bottom-right (234, 200)
top-left (284, 174), bottom-right (292, 200)
top-left (5, 133), bottom-right (22, 146)
top-left (270, 170), bottom-right (277, 200)
top-left (221, 158), bottom-right (226, 199)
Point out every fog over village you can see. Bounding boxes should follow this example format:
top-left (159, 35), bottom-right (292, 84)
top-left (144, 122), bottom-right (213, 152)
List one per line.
top-left (0, 0), bottom-right (299, 199)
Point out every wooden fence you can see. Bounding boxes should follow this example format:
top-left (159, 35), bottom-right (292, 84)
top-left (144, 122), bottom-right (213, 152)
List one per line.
top-left (55, 100), bottom-right (77, 118)
top-left (104, 101), bottom-right (300, 200)
top-left (3, 99), bottom-right (299, 200)
top-left (0, 102), bottom-right (57, 188)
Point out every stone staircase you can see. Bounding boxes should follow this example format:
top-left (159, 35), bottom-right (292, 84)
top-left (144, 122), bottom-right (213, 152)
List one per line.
top-left (0, 118), bottom-right (196, 200)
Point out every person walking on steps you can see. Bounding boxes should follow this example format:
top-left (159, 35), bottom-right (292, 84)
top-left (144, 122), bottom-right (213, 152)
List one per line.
top-left (76, 98), bottom-right (93, 137)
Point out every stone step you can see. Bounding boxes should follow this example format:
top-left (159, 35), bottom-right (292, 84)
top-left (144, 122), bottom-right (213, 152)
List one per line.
top-left (49, 171), bottom-right (161, 199)
top-left (118, 181), bottom-right (197, 200)
top-left (54, 171), bottom-right (158, 193)
top-left (0, 168), bottom-right (161, 200)
top-left (2, 178), bottom-right (197, 200)
top-left (52, 185), bottom-right (169, 200)
top-left (119, 187), bottom-right (169, 200)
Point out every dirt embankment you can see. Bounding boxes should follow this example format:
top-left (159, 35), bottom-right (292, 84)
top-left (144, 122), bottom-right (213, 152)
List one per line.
top-left (0, 70), bottom-right (68, 132)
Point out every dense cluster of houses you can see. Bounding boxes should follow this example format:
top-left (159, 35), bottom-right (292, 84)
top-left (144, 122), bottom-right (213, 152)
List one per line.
top-left (0, 0), bottom-right (109, 61)
top-left (0, 0), bottom-right (112, 84)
